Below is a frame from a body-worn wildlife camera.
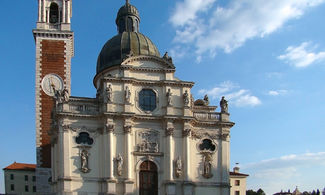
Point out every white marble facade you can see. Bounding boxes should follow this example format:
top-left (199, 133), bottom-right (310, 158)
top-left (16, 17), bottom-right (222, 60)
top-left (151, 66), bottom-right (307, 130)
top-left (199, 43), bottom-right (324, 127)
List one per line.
top-left (50, 55), bottom-right (234, 195)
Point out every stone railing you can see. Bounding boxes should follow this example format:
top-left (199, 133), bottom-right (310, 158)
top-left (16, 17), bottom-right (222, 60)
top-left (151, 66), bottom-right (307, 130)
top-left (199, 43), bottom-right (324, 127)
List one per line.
top-left (193, 112), bottom-right (220, 121)
top-left (57, 98), bottom-right (99, 115)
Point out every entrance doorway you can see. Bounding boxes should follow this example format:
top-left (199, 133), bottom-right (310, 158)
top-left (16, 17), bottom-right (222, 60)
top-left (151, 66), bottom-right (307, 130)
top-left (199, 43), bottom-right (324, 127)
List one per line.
top-left (139, 160), bottom-right (158, 195)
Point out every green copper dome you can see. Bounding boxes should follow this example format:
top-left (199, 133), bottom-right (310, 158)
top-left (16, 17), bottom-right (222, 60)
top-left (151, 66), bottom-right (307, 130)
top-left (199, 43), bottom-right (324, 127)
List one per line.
top-left (96, 2), bottom-right (160, 74)
top-left (96, 32), bottom-right (161, 73)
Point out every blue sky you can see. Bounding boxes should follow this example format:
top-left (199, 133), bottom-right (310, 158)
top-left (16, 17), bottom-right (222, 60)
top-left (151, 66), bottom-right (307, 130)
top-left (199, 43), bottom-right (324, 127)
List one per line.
top-left (1, 0), bottom-right (325, 194)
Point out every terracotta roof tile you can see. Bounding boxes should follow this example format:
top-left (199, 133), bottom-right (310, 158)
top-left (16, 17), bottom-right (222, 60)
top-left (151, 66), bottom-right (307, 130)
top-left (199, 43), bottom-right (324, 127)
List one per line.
top-left (3, 162), bottom-right (36, 171)
top-left (229, 171), bottom-right (249, 177)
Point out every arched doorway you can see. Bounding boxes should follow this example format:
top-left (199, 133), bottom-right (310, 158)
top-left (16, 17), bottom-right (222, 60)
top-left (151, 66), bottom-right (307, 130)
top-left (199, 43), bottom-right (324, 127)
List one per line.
top-left (139, 160), bottom-right (158, 195)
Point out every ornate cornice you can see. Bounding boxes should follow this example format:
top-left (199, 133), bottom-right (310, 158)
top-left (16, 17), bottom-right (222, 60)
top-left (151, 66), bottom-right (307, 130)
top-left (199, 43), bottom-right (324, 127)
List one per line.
top-left (33, 29), bottom-right (73, 39)
top-left (120, 65), bottom-right (175, 73)
top-left (101, 77), bottom-right (194, 87)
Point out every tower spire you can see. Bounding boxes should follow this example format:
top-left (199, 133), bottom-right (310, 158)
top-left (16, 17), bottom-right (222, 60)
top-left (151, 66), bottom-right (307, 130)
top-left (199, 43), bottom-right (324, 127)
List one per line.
top-left (126, 0), bottom-right (130, 5)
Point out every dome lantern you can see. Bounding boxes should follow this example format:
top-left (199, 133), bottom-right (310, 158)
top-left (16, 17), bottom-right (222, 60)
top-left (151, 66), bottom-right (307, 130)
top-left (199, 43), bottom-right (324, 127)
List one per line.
top-left (116, 0), bottom-right (140, 33)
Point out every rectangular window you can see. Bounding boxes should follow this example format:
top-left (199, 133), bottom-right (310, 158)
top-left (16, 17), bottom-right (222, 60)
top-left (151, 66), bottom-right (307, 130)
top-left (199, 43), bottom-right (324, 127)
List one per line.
top-left (10, 174), bottom-right (14, 180)
top-left (25, 175), bottom-right (28, 181)
top-left (25, 185), bottom-right (29, 192)
top-left (33, 186), bottom-right (36, 192)
top-left (32, 176), bottom-right (36, 182)
top-left (10, 184), bottom-right (14, 191)
top-left (235, 191), bottom-right (240, 195)
top-left (235, 180), bottom-right (240, 186)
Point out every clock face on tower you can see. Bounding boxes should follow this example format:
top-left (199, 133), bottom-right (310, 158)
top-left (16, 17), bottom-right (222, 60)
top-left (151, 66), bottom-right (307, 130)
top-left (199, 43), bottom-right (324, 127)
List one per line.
top-left (41, 73), bottom-right (64, 96)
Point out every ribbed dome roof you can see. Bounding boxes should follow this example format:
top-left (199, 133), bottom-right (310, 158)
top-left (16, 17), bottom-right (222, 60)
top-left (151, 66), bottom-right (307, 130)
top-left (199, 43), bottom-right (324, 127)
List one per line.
top-left (116, 3), bottom-right (139, 24)
top-left (96, 2), bottom-right (161, 74)
top-left (96, 32), bottom-right (160, 73)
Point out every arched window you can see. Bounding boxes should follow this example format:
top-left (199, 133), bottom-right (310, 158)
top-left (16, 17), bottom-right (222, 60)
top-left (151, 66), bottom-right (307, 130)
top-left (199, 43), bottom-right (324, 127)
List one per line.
top-left (49, 3), bottom-right (59, 24)
top-left (127, 17), bottom-right (133, 32)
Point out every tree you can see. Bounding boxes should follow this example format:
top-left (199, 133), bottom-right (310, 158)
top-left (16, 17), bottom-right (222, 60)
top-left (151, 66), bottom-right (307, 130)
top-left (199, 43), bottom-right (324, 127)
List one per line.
top-left (246, 189), bottom-right (266, 195)
top-left (246, 189), bottom-right (256, 195)
top-left (257, 189), bottom-right (266, 195)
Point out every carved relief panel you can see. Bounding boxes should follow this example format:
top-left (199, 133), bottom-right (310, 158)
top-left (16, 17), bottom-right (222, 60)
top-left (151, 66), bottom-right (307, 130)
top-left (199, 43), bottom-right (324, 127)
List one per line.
top-left (136, 130), bottom-right (160, 153)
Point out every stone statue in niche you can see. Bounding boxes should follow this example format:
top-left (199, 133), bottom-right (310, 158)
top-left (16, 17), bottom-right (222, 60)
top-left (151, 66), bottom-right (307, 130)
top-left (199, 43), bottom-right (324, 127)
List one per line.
top-left (220, 96), bottom-right (228, 113)
top-left (137, 131), bottom-right (159, 153)
top-left (80, 149), bottom-right (90, 173)
top-left (183, 90), bottom-right (189, 107)
top-left (166, 88), bottom-right (172, 106)
top-left (116, 154), bottom-right (123, 176)
top-left (125, 86), bottom-right (131, 103)
top-left (175, 156), bottom-right (182, 178)
top-left (105, 84), bottom-right (112, 103)
top-left (202, 153), bottom-right (213, 178)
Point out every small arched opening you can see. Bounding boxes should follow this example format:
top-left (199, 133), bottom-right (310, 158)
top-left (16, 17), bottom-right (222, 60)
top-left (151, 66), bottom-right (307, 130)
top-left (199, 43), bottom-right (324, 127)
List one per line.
top-left (49, 3), bottom-right (59, 24)
top-left (139, 160), bottom-right (158, 195)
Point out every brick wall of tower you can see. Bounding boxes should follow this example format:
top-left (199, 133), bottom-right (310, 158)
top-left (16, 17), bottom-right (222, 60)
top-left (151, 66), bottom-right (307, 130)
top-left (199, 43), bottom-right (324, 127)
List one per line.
top-left (39, 40), bottom-right (66, 168)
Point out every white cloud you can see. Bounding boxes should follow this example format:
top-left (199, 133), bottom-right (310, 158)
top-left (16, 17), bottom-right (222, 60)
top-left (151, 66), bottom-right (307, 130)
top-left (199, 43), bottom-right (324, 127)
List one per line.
top-left (198, 81), bottom-right (261, 107)
top-left (242, 152), bottom-right (325, 194)
top-left (268, 90), bottom-right (288, 96)
top-left (266, 72), bottom-right (283, 79)
top-left (278, 42), bottom-right (325, 68)
top-left (169, 0), bottom-right (325, 57)
top-left (169, 0), bottom-right (216, 27)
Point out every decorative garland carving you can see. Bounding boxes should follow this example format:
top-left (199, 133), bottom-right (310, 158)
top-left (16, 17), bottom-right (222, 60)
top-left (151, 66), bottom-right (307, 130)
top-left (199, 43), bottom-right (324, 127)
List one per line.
top-left (183, 129), bottom-right (192, 137)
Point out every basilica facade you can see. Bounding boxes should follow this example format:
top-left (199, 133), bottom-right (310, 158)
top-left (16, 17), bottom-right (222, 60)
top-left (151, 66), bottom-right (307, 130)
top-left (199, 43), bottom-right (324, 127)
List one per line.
top-left (33, 1), bottom-right (235, 195)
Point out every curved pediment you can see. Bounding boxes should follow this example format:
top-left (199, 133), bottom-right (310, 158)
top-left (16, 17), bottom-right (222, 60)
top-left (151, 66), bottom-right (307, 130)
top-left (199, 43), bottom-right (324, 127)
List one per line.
top-left (121, 55), bottom-right (175, 70)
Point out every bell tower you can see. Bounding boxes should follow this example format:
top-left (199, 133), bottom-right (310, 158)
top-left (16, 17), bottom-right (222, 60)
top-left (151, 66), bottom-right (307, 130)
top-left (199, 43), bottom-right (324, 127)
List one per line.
top-left (33, 0), bottom-right (73, 193)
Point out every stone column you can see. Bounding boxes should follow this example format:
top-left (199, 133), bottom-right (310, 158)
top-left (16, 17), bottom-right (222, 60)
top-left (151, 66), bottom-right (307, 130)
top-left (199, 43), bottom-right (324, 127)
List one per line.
top-left (60, 125), bottom-right (71, 193)
top-left (124, 125), bottom-right (132, 179)
top-left (42, 0), bottom-right (45, 22)
top-left (67, 0), bottom-right (71, 23)
top-left (165, 127), bottom-right (174, 181)
top-left (62, 0), bottom-right (66, 23)
top-left (38, 0), bottom-right (42, 22)
top-left (220, 130), bottom-right (231, 195)
top-left (106, 124), bottom-right (114, 179)
top-left (165, 125), bottom-right (176, 195)
top-left (183, 128), bottom-right (191, 181)
top-left (124, 124), bottom-right (134, 194)
top-left (105, 122), bottom-right (116, 194)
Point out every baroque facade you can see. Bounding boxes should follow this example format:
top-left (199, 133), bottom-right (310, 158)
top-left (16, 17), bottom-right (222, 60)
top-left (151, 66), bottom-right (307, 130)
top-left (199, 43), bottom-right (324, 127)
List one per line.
top-left (33, 1), bottom-right (235, 195)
